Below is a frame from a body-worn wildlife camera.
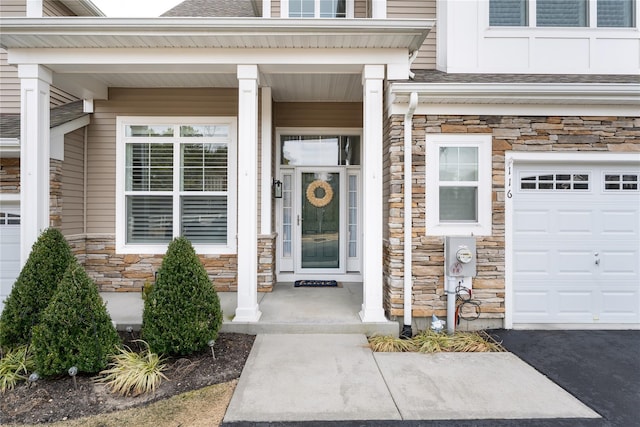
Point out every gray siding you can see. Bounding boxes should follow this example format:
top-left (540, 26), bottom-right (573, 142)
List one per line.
top-left (62, 127), bottom-right (85, 235)
top-left (388, 0), bottom-right (436, 69)
top-left (0, 0), bottom-right (25, 16)
top-left (86, 88), bottom-right (238, 233)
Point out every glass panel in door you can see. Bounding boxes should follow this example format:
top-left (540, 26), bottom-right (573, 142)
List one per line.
top-left (301, 172), bottom-right (340, 269)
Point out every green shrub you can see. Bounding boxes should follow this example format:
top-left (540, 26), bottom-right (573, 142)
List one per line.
top-left (96, 340), bottom-right (167, 397)
top-left (142, 237), bottom-right (222, 356)
top-left (0, 345), bottom-right (35, 393)
top-left (31, 261), bottom-right (120, 376)
top-left (0, 228), bottom-right (75, 347)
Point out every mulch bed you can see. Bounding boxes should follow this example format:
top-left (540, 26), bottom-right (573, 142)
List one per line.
top-left (1, 333), bottom-right (255, 425)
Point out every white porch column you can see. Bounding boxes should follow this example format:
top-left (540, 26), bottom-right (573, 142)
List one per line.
top-left (260, 87), bottom-right (273, 235)
top-left (371, 0), bottom-right (387, 18)
top-left (26, 0), bottom-right (43, 17)
top-left (18, 64), bottom-right (51, 266)
top-left (360, 64), bottom-right (387, 323)
top-left (234, 64), bottom-right (262, 322)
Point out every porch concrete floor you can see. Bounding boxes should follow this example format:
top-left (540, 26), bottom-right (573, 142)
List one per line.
top-left (100, 282), bottom-right (399, 337)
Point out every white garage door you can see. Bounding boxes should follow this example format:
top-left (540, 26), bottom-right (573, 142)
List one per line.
top-left (513, 164), bottom-right (640, 325)
top-left (0, 206), bottom-right (20, 312)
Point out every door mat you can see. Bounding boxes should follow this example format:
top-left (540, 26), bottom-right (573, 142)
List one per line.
top-left (294, 280), bottom-right (339, 288)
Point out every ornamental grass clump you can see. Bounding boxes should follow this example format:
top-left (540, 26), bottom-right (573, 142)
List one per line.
top-left (368, 335), bottom-right (417, 352)
top-left (0, 228), bottom-right (75, 347)
top-left (368, 330), bottom-right (504, 353)
top-left (31, 261), bottom-right (120, 376)
top-left (0, 345), bottom-right (35, 393)
top-left (97, 341), bottom-right (167, 397)
top-left (142, 237), bottom-right (223, 356)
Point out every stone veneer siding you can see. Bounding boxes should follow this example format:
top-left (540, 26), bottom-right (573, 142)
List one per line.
top-left (68, 235), bottom-right (238, 293)
top-left (258, 233), bottom-right (277, 292)
top-left (0, 158), bottom-right (62, 229)
top-left (384, 115), bottom-right (639, 322)
top-left (0, 158), bottom-right (20, 193)
top-left (50, 159), bottom-right (62, 228)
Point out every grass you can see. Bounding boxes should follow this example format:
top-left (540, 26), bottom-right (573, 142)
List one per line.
top-left (95, 341), bottom-right (168, 397)
top-left (0, 345), bottom-right (35, 393)
top-left (6, 380), bottom-right (237, 427)
top-left (369, 330), bottom-right (504, 353)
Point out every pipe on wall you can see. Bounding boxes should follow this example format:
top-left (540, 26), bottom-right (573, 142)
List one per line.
top-left (401, 92), bottom-right (419, 339)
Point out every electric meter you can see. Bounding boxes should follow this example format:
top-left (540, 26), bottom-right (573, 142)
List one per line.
top-left (456, 247), bottom-right (473, 264)
top-left (445, 237), bottom-right (477, 277)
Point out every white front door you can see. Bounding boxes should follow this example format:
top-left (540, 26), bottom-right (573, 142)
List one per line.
top-left (512, 163), bottom-right (640, 325)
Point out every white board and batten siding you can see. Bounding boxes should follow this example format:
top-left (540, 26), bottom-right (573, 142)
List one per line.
top-left (511, 162), bottom-right (640, 327)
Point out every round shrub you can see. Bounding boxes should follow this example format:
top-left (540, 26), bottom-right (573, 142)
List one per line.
top-left (31, 261), bottom-right (120, 376)
top-left (0, 228), bottom-right (75, 348)
top-left (142, 237), bottom-right (223, 356)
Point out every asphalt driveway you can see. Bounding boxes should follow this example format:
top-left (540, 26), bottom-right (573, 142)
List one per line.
top-left (490, 329), bottom-right (640, 427)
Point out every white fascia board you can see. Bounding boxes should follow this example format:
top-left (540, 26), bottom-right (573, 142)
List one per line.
top-left (0, 18), bottom-right (433, 52)
top-left (389, 103), bottom-right (640, 117)
top-left (59, 0), bottom-right (105, 16)
top-left (51, 73), bottom-right (108, 100)
top-left (505, 151), bottom-right (640, 165)
top-left (50, 115), bottom-right (91, 161)
top-left (10, 48), bottom-right (409, 68)
top-left (391, 82), bottom-right (640, 99)
top-left (0, 138), bottom-right (20, 158)
top-left (388, 83), bottom-right (640, 116)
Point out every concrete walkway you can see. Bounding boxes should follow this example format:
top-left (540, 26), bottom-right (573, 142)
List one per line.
top-left (223, 334), bottom-right (600, 424)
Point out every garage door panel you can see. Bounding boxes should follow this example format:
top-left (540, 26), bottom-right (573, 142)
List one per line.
top-left (514, 210), bottom-right (550, 234)
top-left (513, 291), bottom-right (549, 316)
top-left (557, 250), bottom-right (594, 275)
top-left (557, 210), bottom-right (593, 235)
top-left (514, 250), bottom-right (550, 275)
top-left (600, 250), bottom-right (637, 275)
top-left (601, 291), bottom-right (638, 315)
top-left (601, 210), bottom-right (638, 235)
top-left (557, 291), bottom-right (593, 315)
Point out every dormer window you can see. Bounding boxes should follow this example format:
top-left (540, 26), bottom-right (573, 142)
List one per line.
top-left (283, 0), bottom-right (353, 18)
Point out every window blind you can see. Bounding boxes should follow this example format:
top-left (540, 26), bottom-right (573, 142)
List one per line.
top-left (537, 0), bottom-right (588, 27)
top-left (126, 196), bottom-right (173, 243)
top-left (181, 196), bottom-right (227, 243)
top-left (490, 0), bottom-right (527, 26)
top-left (598, 0), bottom-right (634, 27)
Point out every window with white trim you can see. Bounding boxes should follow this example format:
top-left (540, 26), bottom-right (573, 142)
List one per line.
top-left (116, 117), bottom-right (237, 254)
top-left (282, 0), bottom-right (353, 18)
top-left (604, 173), bottom-right (639, 191)
top-left (426, 135), bottom-right (492, 236)
top-left (489, 0), bottom-right (635, 27)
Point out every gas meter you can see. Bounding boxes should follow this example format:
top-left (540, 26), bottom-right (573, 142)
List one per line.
top-left (445, 237), bottom-right (476, 277)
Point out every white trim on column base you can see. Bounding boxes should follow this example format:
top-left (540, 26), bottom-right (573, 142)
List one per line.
top-left (233, 306), bottom-right (262, 323)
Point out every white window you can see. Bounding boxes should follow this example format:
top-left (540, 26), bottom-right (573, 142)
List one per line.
top-left (426, 135), bottom-right (492, 236)
top-left (282, 0), bottom-right (354, 18)
top-left (116, 117), bottom-right (237, 254)
top-left (489, 0), bottom-right (635, 27)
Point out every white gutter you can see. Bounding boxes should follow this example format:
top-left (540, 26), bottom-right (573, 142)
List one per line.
top-left (389, 82), bottom-right (640, 104)
top-left (401, 92), bottom-right (419, 339)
